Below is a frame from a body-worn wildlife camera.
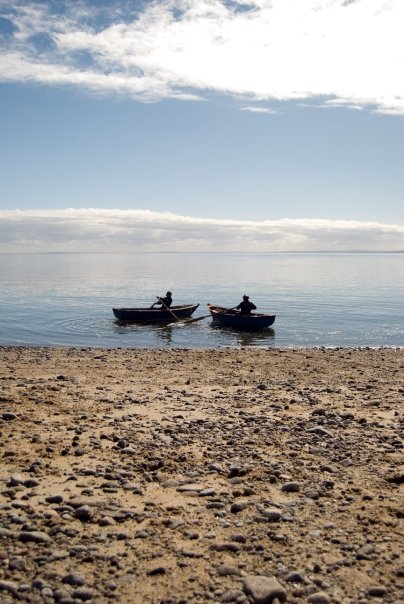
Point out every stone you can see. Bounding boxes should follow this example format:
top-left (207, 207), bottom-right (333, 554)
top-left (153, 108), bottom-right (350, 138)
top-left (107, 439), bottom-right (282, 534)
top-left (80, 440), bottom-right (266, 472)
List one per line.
top-left (262, 508), bottom-right (282, 522)
top-left (395, 565), bottom-right (404, 577)
top-left (356, 543), bottom-right (375, 560)
top-left (243, 575), bottom-right (287, 603)
top-left (53, 588), bottom-right (74, 601)
top-left (367, 586), bottom-right (388, 597)
top-left (19, 530), bottom-right (51, 543)
top-left (24, 478), bottom-right (39, 488)
top-left (99, 516), bottom-right (116, 526)
top-left (281, 482), bottom-right (300, 493)
top-left (120, 447), bottom-right (136, 455)
top-left (147, 566), bottom-right (166, 576)
top-left (231, 533), bottom-right (247, 543)
top-left (74, 587), bottom-right (93, 601)
top-left (211, 543), bottom-right (240, 553)
top-left (231, 502), bottom-right (248, 513)
top-left (198, 488), bottom-right (216, 497)
top-left (2, 412), bottom-right (17, 420)
top-left (8, 473), bottom-right (24, 486)
top-left (8, 556), bottom-right (27, 571)
top-left (304, 489), bottom-right (320, 500)
top-left (0, 527), bottom-right (18, 539)
top-left (62, 573), bottom-right (86, 586)
top-left (74, 505), bottom-right (93, 521)
top-left (222, 589), bottom-right (246, 602)
top-left (307, 592), bottom-right (331, 604)
top-left (307, 426), bottom-right (333, 437)
top-left (217, 565), bottom-right (241, 576)
top-left (45, 494), bottom-right (64, 504)
top-left (41, 586), bottom-right (54, 598)
top-left (0, 580), bottom-right (20, 598)
top-left (284, 571), bottom-right (304, 583)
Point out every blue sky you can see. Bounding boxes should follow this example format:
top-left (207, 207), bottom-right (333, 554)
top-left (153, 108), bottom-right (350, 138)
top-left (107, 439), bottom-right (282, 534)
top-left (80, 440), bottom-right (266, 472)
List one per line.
top-left (0, 0), bottom-right (403, 252)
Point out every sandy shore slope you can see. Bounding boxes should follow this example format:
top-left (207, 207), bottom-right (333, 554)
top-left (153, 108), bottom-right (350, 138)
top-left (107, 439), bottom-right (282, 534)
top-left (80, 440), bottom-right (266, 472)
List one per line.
top-left (0, 347), bottom-right (403, 604)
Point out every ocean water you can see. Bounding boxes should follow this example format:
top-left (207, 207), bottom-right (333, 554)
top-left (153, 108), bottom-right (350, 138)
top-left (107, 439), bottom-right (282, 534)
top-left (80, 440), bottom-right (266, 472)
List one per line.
top-left (0, 252), bottom-right (402, 348)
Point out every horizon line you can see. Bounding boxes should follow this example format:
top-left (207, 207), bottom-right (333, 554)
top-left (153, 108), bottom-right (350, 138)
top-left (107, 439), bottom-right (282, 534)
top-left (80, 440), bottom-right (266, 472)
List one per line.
top-left (1, 250), bottom-right (403, 255)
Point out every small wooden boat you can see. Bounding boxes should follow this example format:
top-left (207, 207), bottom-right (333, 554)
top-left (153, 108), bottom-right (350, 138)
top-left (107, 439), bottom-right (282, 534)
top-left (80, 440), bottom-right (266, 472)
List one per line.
top-left (207, 304), bottom-right (275, 330)
top-left (113, 303), bottom-right (199, 323)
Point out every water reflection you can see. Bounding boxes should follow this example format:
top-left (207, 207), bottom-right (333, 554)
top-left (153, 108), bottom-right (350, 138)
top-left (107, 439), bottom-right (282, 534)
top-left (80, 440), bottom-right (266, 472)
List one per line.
top-left (113, 320), bottom-right (135, 335)
top-left (156, 325), bottom-right (174, 346)
top-left (112, 320), bottom-right (176, 346)
top-left (211, 324), bottom-right (276, 346)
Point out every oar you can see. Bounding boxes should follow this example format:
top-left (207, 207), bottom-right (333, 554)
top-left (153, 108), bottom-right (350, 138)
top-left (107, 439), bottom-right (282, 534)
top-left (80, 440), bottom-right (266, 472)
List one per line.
top-left (212, 305), bottom-right (238, 314)
top-left (159, 299), bottom-right (211, 325)
top-left (157, 296), bottom-right (210, 323)
top-left (180, 305), bottom-right (235, 325)
top-left (156, 297), bottom-right (182, 323)
top-left (182, 314), bottom-right (211, 324)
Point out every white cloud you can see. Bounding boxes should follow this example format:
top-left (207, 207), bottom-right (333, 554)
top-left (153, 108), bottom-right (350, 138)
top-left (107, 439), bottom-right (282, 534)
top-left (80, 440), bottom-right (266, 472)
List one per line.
top-left (241, 105), bottom-right (279, 113)
top-left (0, 208), bottom-right (403, 252)
top-left (0, 0), bottom-right (403, 113)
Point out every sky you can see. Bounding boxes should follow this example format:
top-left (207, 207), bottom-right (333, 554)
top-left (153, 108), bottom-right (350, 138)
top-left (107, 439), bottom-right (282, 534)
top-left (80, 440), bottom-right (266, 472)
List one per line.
top-left (0, 0), bottom-right (403, 252)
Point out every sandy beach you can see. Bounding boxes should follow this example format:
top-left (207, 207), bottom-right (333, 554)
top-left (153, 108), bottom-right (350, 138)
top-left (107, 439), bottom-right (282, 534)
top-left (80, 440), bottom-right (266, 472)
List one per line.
top-left (0, 346), bottom-right (403, 604)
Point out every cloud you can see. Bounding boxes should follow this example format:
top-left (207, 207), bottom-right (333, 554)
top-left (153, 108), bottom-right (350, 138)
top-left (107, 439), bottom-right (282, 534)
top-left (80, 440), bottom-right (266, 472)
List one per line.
top-left (0, 208), bottom-right (403, 252)
top-left (241, 105), bottom-right (279, 114)
top-left (0, 0), bottom-right (403, 114)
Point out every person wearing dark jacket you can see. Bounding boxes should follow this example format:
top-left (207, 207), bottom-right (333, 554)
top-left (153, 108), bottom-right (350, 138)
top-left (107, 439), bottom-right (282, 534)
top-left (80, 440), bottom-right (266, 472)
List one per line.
top-left (152, 291), bottom-right (173, 308)
top-left (236, 295), bottom-right (256, 315)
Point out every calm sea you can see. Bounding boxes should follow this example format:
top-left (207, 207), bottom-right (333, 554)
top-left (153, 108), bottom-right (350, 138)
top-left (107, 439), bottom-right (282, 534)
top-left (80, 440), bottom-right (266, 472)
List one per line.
top-left (0, 252), bottom-right (402, 349)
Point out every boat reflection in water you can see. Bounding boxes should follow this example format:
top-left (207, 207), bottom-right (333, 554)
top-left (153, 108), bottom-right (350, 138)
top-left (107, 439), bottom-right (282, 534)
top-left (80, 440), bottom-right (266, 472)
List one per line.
top-left (156, 325), bottom-right (174, 346)
top-left (112, 321), bottom-right (173, 345)
top-left (210, 323), bottom-right (275, 347)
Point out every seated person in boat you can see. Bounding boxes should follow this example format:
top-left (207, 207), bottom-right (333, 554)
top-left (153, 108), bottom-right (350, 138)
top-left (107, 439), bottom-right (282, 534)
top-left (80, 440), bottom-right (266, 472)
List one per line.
top-left (152, 291), bottom-right (173, 308)
top-left (236, 295), bottom-right (257, 315)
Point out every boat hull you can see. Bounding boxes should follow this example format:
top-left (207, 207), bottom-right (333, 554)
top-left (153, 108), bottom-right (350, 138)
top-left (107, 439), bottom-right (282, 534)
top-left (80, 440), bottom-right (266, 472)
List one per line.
top-left (113, 304), bottom-right (199, 323)
top-left (207, 305), bottom-right (275, 330)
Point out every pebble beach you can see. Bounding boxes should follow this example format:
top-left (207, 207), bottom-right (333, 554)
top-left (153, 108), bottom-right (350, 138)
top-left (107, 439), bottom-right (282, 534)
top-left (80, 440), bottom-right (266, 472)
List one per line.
top-left (0, 346), bottom-right (403, 604)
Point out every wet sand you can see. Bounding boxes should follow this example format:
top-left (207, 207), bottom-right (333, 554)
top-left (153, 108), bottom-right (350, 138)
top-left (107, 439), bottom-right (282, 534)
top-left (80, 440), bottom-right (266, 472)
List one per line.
top-left (0, 346), bottom-right (403, 604)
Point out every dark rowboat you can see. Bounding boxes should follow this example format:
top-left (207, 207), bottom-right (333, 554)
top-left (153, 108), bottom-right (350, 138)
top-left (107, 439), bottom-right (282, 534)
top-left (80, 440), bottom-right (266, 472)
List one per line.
top-left (207, 304), bottom-right (275, 330)
top-left (112, 303), bottom-right (199, 323)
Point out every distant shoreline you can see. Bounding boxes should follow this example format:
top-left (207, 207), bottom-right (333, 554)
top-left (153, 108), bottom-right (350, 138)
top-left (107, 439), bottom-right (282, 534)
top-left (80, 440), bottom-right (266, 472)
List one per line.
top-left (1, 250), bottom-right (403, 254)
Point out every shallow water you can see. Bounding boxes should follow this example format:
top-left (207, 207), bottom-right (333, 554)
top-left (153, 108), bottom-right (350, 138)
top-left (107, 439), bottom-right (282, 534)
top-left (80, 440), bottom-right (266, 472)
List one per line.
top-left (0, 252), bottom-right (402, 348)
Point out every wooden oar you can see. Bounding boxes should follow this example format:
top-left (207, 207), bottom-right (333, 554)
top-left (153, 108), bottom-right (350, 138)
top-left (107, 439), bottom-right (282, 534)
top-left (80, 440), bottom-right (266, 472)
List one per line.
top-left (156, 297), bottom-right (182, 323)
top-left (159, 299), bottom-right (212, 325)
top-left (211, 305), bottom-right (238, 314)
top-left (179, 305), bottom-right (236, 325)
top-left (158, 298), bottom-right (214, 325)
top-left (182, 314), bottom-right (211, 324)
